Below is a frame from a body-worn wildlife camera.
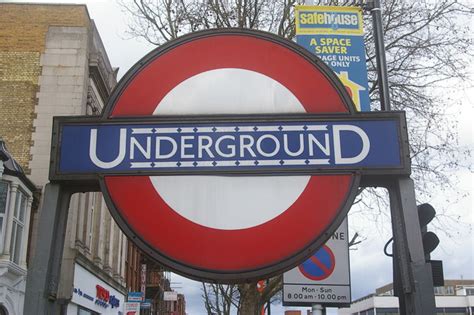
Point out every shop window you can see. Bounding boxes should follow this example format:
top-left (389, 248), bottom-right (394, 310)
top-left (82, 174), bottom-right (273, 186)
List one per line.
top-left (0, 181), bottom-right (9, 252)
top-left (466, 288), bottom-right (474, 295)
top-left (9, 188), bottom-right (27, 264)
top-left (78, 306), bottom-right (99, 315)
top-left (436, 307), bottom-right (469, 315)
top-left (376, 308), bottom-right (399, 315)
top-left (444, 307), bottom-right (468, 314)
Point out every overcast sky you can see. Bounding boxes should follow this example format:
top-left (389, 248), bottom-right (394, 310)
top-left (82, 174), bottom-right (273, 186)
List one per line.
top-left (8, 1), bottom-right (473, 314)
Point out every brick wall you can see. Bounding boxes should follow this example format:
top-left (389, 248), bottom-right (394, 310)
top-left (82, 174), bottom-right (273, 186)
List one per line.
top-left (0, 3), bottom-right (90, 173)
top-left (0, 51), bottom-right (40, 170)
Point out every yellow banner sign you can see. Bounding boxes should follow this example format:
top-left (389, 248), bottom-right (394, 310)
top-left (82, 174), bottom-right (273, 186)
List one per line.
top-left (296, 6), bottom-right (363, 36)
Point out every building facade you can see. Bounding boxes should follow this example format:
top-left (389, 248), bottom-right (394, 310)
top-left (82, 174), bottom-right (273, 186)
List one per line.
top-left (125, 246), bottom-right (186, 315)
top-left (0, 3), bottom-right (127, 314)
top-left (339, 280), bottom-right (474, 315)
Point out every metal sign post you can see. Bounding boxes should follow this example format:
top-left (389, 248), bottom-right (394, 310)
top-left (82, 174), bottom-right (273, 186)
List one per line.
top-left (368, 0), bottom-right (391, 111)
top-left (367, 0), bottom-right (437, 313)
top-left (388, 178), bottom-right (436, 314)
top-left (24, 184), bottom-right (72, 314)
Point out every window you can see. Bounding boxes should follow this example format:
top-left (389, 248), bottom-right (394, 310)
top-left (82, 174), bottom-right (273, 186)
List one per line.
top-left (466, 288), bottom-right (474, 295)
top-left (0, 181), bottom-right (9, 251)
top-left (85, 192), bottom-right (95, 251)
top-left (9, 188), bottom-right (27, 264)
top-left (78, 306), bottom-right (99, 315)
top-left (376, 308), bottom-right (399, 315)
top-left (436, 307), bottom-right (469, 315)
top-left (444, 307), bottom-right (468, 314)
top-left (446, 286), bottom-right (455, 295)
top-left (434, 286), bottom-right (445, 295)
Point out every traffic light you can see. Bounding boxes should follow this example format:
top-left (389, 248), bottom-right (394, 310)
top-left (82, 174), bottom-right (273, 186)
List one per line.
top-left (417, 203), bottom-right (444, 287)
top-left (391, 203), bottom-right (444, 296)
top-left (417, 203), bottom-right (439, 259)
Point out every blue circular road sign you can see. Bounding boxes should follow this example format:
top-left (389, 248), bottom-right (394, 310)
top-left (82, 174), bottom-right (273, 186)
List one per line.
top-left (298, 245), bottom-right (336, 280)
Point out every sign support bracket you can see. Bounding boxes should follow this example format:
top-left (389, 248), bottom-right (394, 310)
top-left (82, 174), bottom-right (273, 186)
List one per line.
top-left (24, 183), bottom-right (72, 315)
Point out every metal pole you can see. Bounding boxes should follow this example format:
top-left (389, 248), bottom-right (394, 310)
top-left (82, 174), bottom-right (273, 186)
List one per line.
top-left (369, 0), bottom-right (392, 111)
top-left (388, 178), bottom-right (436, 314)
top-left (312, 304), bottom-right (325, 315)
top-left (367, 0), bottom-right (436, 312)
top-left (24, 183), bottom-right (72, 314)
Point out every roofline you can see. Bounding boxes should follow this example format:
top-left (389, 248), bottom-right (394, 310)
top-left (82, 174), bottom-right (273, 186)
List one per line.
top-left (0, 2), bottom-right (91, 21)
top-left (2, 168), bottom-right (37, 193)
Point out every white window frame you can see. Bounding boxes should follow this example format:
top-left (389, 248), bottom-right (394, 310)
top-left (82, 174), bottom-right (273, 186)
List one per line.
top-left (0, 180), bottom-right (11, 254)
top-left (0, 174), bottom-right (33, 268)
top-left (10, 187), bottom-right (27, 265)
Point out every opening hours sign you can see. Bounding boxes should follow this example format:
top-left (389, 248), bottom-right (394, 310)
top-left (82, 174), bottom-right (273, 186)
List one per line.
top-left (50, 29), bottom-right (409, 282)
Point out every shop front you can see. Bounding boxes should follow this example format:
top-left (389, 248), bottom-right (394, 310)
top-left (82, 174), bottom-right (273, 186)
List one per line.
top-left (68, 263), bottom-right (124, 315)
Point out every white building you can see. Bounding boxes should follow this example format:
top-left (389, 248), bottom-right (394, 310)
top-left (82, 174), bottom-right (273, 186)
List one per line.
top-left (0, 140), bottom-right (35, 315)
top-left (339, 280), bottom-right (474, 315)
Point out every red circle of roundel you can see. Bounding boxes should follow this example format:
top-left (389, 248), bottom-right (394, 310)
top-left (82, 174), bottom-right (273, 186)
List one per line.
top-left (102, 31), bottom-right (356, 281)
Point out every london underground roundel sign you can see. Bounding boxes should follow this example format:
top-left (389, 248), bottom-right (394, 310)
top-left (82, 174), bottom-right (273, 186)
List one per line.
top-left (51, 29), bottom-right (410, 282)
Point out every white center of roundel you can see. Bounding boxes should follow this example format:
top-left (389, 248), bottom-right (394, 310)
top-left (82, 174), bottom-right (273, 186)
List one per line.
top-left (150, 68), bottom-right (310, 230)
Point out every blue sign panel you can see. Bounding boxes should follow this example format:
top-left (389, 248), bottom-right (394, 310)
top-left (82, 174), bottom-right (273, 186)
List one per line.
top-left (54, 116), bottom-right (405, 176)
top-left (141, 302), bottom-right (151, 309)
top-left (297, 34), bottom-right (370, 112)
top-left (296, 6), bottom-right (370, 112)
top-left (127, 292), bottom-right (143, 302)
